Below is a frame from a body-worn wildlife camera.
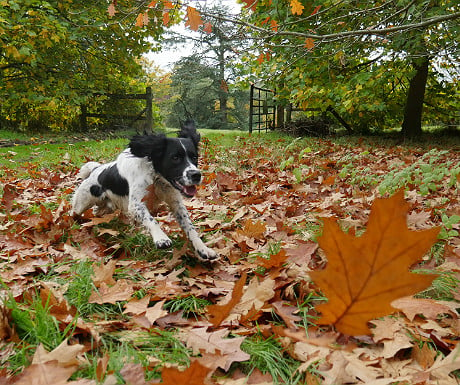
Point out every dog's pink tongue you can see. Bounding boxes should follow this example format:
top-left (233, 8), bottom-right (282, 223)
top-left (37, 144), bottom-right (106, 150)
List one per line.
top-left (184, 185), bottom-right (197, 197)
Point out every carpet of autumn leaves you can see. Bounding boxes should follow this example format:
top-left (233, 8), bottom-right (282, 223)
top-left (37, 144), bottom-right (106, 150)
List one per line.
top-left (0, 132), bottom-right (459, 385)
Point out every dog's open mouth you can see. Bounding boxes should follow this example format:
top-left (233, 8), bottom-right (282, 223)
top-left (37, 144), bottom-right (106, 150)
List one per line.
top-left (172, 180), bottom-right (197, 198)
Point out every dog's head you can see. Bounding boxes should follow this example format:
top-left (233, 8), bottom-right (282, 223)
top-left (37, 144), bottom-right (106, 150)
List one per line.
top-left (129, 120), bottom-right (202, 197)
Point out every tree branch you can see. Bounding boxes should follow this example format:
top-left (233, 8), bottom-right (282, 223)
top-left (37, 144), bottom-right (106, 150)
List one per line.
top-left (201, 10), bottom-right (460, 43)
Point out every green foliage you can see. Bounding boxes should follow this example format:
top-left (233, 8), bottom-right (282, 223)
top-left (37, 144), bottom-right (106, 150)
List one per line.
top-left (242, 0), bottom-right (459, 133)
top-left (0, 0), bottom-right (165, 131)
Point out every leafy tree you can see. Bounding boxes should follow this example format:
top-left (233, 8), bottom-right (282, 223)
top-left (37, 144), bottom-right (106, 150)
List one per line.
top-left (235, 0), bottom-right (459, 136)
top-left (165, 3), bottom-right (250, 130)
top-left (0, 0), bottom-right (165, 131)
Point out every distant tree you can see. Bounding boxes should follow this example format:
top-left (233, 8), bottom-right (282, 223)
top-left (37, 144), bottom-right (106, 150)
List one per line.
top-left (163, 2), bottom-right (250, 129)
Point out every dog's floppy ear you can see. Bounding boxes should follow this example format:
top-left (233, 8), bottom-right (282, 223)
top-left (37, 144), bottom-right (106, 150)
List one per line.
top-left (178, 119), bottom-right (200, 147)
top-left (129, 134), bottom-right (166, 160)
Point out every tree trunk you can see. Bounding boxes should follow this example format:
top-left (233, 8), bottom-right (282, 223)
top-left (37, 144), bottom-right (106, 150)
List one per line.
top-left (401, 58), bottom-right (429, 137)
top-left (217, 48), bottom-right (228, 127)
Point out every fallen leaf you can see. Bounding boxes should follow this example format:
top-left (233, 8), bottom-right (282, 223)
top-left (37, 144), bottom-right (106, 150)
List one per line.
top-left (183, 328), bottom-right (250, 371)
top-left (392, 296), bottom-right (459, 321)
top-left (32, 340), bottom-right (84, 366)
top-left (207, 272), bottom-right (247, 327)
top-left (310, 190), bottom-right (439, 335)
top-left (160, 360), bottom-right (214, 385)
top-left (11, 361), bottom-right (77, 385)
top-left (233, 276), bottom-right (275, 317)
top-left (92, 260), bottom-right (117, 287)
top-left (237, 219), bottom-right (266, 239)
top-left (272, 301), bottom-right (302, 329)
top-left (257, 249), bottom-right (288, 269)
top-left (88, 280), bottom-right (134, 304)
top-left (119, 363), bottom-right (147, 385)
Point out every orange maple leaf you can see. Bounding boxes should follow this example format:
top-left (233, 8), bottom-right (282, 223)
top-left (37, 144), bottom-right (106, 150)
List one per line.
top-left (161, 360), bottom-right (213, 385)
top-left (163, 11), bottom-right (170, 26)
top-left (203, 22), bottom-right (212, 34)
top-left (257, 249), bottom-right (288, 269)
top-left (304, 37), bottom-right (315, 51)
top-left (207, 272), bottom-right (247, 326)
top-left (241, 0), bottom-right (258, 11)
top-left (310, 190), bottom-right (439, 335)
top-left (237, 219), bottom-right (266, 239)
top-left (290, 0), bottom-right (304, 15)
top-left (135, 12), bottom-right (144, 27)
top-left (185, 6), bottom-right (203, 31)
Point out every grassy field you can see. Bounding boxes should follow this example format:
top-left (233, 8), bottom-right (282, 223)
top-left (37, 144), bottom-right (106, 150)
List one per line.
top-left (0, 129), bottom-right (459, 384)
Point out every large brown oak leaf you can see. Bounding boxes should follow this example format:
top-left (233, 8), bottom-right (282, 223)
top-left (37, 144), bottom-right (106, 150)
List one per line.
top-left (310, 190), bottom-right (439, 335)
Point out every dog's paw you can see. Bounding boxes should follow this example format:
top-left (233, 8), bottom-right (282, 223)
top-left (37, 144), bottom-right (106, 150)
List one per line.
top-left (155, 237), bottom-right (173, 249)
top-left (196, 246), bottom-right (219, 262)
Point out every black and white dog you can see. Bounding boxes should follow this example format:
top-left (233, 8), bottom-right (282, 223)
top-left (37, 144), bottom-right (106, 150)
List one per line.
top-left (71, 121), bottom-right (217, 262)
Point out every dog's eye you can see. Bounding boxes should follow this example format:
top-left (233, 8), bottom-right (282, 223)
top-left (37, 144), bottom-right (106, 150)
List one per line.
top-left (172, 155), bottom-right (182, 162)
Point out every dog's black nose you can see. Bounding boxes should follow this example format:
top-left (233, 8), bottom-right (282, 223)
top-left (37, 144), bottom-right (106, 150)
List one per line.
top-left (188, 170), bottom-right (202, 184)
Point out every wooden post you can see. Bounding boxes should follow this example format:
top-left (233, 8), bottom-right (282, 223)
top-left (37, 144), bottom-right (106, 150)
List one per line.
top-left (145, 86), bottom-right (153, 132)
top-left (286, 104), bottom-right (292, 123)
top-left (326, 106), bottom-right (353, 133)
top-left (249, 84), bottom-right (254, 133)
top-left (276, 105), bottom-right (284, 129)
top-left (80, 104), bottom-right (88, 131)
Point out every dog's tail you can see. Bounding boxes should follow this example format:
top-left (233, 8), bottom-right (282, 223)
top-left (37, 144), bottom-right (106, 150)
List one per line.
top-left (77, 161), bottom-right (101, 180)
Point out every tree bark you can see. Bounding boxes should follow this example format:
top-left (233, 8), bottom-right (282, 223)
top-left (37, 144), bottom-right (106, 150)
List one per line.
top-left (401, 58), bottom-right (429, 137)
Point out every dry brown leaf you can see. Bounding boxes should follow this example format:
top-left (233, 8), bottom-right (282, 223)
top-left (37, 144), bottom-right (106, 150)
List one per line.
top-left (88, 279), bottom-right (134, 304)
top-left (11, 361), bottom-right (77, 385)
top-left (411, 343), bottom-right (436, 369)
top-left (232, 276), bottom-right (275, 317)
top-left (392, 296), bottom-right (459, 321)
top-left (310, 190), bottom-right (439, 335)
top-left (32, 340), bottom-right (84, 366)
top-left (92, 260), bottom-right (117, 287)
top-left (427, 344), bottom-right (460, 380)
top-left (183, 328), bottom-right (250, 371)
top-left (96, 354), bottom-right (109, 382)
top-left (237, 219), bottom-right (267, 239)
top-left (257, 249), bottom-right (288, 269)
top-left (119, 363), bottom-right (148, 385)
top-left (271, 301), bottom-right (302, 329)
top-left (160, 359), bottom-right (213, 385)
top-left (123, 296), bottom-right (150, 315)
top-left (207, 272), bottom-right (246, 327)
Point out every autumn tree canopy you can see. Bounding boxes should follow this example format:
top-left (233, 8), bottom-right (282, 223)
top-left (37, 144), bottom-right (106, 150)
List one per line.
top-left (233, 0), bottom-right (459, 135)
top-left (0, 0), bottom-right (165, 130)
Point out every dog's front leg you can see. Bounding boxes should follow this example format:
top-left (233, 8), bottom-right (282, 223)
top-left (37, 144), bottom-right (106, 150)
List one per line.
top-left (168, 198), bottom-right (218, 262)
top-left (128, 197), bottom-right (172, 249)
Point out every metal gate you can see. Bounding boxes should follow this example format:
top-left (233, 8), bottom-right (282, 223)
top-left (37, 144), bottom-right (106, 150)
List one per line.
top-left (249, 84), bottom-right (276, 133)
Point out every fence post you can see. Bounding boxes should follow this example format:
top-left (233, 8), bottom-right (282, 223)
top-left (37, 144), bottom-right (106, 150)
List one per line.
top-left (249, 84), bottom-right (254, 133)
top-left (80, 104), bottom-right (88, 131)
top-left (145, 86), bottom-right (153, 132)
top-left (326, 105), bottom-right (353, 133)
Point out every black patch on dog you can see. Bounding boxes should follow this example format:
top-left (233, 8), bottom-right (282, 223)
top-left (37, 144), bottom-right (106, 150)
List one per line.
top-left (97, 165), bottom-right (129, 196)
top-left (90, 185), bottom-right (103, 197)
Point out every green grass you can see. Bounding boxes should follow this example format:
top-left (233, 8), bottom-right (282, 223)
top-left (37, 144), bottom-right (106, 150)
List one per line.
top-left (0, 138), bottom-right (127, 174)
top-left (1, 128), bottom-right (459, 383)
top-left (241, 334), bottom-right (305, 384)
top-left (164, 295), bottom-right (212, 318)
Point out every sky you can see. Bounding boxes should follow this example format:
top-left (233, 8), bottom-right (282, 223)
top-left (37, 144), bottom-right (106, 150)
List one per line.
top-left (146, 0), bottom-right (242, 70)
